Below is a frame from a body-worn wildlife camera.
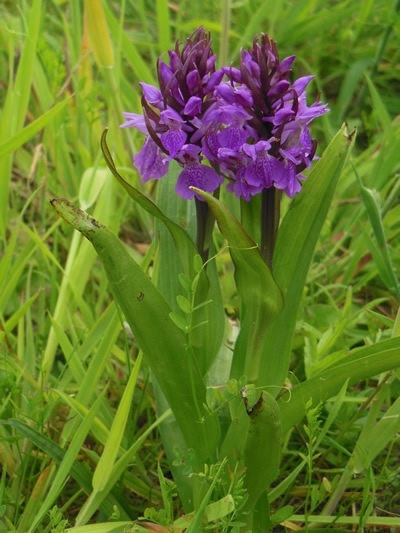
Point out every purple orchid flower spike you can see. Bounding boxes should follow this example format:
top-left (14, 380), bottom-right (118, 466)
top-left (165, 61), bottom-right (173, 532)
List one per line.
top-left (122, 29), bottom-right (327, 204)
top-left (121, 26), bottom-right (224, 200)
top-left (207, 33), bottom-right (329, 265)
top-left (121, 28), bottom-right (328, 264)
top-left (208, 34), bottom-right (329, 201)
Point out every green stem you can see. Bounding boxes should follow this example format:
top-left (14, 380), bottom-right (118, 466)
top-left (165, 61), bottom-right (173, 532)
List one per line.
top-left (195, 192), bottom-right (218, 263)
top-left (260, 188), bottom-right (281, 268)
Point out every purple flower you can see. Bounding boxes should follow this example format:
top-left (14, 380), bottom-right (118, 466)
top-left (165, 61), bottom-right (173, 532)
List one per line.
top-left (212, 34), bottom-right (329, 200)
top-left (121, 27), bottom-right (224, 199)
top-left (242, 141), bottom-right (284, 189)
top-left (201, 104), bottom-right (254, 162)
top-left (175, 145), bottom-right (224, 200)
top-left (121, 28), bottom-right (328, 203)
top-left (134, 138), bottom-right (169, 182)
top-left (221, 147), bottom-right (264, 201)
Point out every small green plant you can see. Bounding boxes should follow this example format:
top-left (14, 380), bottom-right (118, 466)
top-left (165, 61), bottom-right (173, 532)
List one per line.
top-left (48, 506), bottom-right (69, 533)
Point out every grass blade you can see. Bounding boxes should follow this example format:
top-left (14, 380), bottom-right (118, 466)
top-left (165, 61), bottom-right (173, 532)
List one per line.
top-left (0, 419), bottom-right (128, 523)
top-left (280, 336), bottom-right (400, 433)
top-left (0, 98), bottom-right (70, 160)
top-left (28, 388), bottom-right (109, 531)
top-left (92, 354), bottom-right (143, 492)
top-left (85, 0), bottom-right (114, 68)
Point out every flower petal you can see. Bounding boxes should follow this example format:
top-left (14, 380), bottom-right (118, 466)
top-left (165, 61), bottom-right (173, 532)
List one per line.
top-left (134, 138), bottom-right (169, 181)
top-left (140, 83), bottom-right (163, 107)
top-left (183, 96), bottom-right (203, 116)
top-left (176, 163), bottom-right (223, 199)
top-left (121, 112), bottom-right (148, 133)
top-left (161, 130), bottom-right (187, 158)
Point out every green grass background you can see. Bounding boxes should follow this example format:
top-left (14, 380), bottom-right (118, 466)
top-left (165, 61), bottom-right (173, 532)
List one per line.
top-left (1, 0), bottom-right (400, 531)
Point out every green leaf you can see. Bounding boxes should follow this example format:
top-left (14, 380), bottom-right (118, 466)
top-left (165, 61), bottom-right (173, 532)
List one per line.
top-left (365, 73), bottom-right (393, 132)
top-left (156, 0), bottom-right (171, 52)
top-left (179, 272), bottom-right (193, 292)
top-left (354, 165), bottom-right (400, 298)
top-left (177, 294), bottom-right (192, 314)
top-left (352, 394), bottom-right (400, 473)
top-left (186, 459), bottom-right (228, 533)
top-left (219, 395), bottom-right (249, 471)
top-left (65, 524), bottom-right (149, 533)
top-left (50, 198), bottom-right (220, 467)
top-left (101, 130), bottom-right (198, 279)
top-left (0, 97), bottom-right (70, 161)
top-left (54, 386), bottom-right (170, 525)
top-left (102, 133), bottom-right (225, 376)
top-left (173, 494), bottom-right (235, 529)
top-left (79, 167), bottom-right (110, 210)
top-left (280, 336), bottom-right (400, 434)
top-left (1, 291), bottom-right (39, 335)
top-left (296, 530), bottom-right (353, 533)
top-left (92, 354), bottom-right (143, 492)
top-left (153, 162), bottom-right (225, 376)
top-left (331, 58), bottom-right (372, 124)
top-left (85, 0), bottom-right (114, 68)
top-left (103, 3), bottom-right (155, 84)
top-left (270, 505), bottom-right (294, 525)
top-left (169, 311), bottom-right (188, 331)
top-left (241, 390), bottom-right (281, 512)
top-left (269, 460), bottom-right (307, 504)
top-left (73, 407), bottom-right (172, 526)
top-left (257, 124), bottom-right (356, 390)
top-left (192, 188), bottom-right (283, 383)
top-left (28, 388), bottom-right (109, 531)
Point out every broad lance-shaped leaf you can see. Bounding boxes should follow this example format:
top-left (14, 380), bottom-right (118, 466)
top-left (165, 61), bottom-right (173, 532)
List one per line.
top-left (102, 131), bottom-right (224, 375)
top-left (219, 387), bottom-right (281, 532)
top-left (240, 389), bottom-right (281, 531)
top-left (50, 198), bottom-right (220, 466)
top-left (191, 188), bottom-right (284, 382)
top-left (258, 124), bottom-right (356, 391)
top-left (155, 164), bottom-right (225, 376)
top-left (245, 391), bottom-right (281, 491)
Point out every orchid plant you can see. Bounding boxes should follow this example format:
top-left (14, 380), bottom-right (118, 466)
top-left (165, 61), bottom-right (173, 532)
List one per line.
top-left (51, 27), bottom-right (400, 532)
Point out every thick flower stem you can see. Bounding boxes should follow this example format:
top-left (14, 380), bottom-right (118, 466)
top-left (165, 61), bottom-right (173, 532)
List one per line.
top-left (260, 188), bottom-right (281, 268)
top-left (195, 194), bottom-right (217, 263)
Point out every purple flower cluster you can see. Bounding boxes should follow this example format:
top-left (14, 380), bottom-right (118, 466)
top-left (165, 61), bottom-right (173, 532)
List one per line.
top-left (121, 28), bottom-right (328, 201)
